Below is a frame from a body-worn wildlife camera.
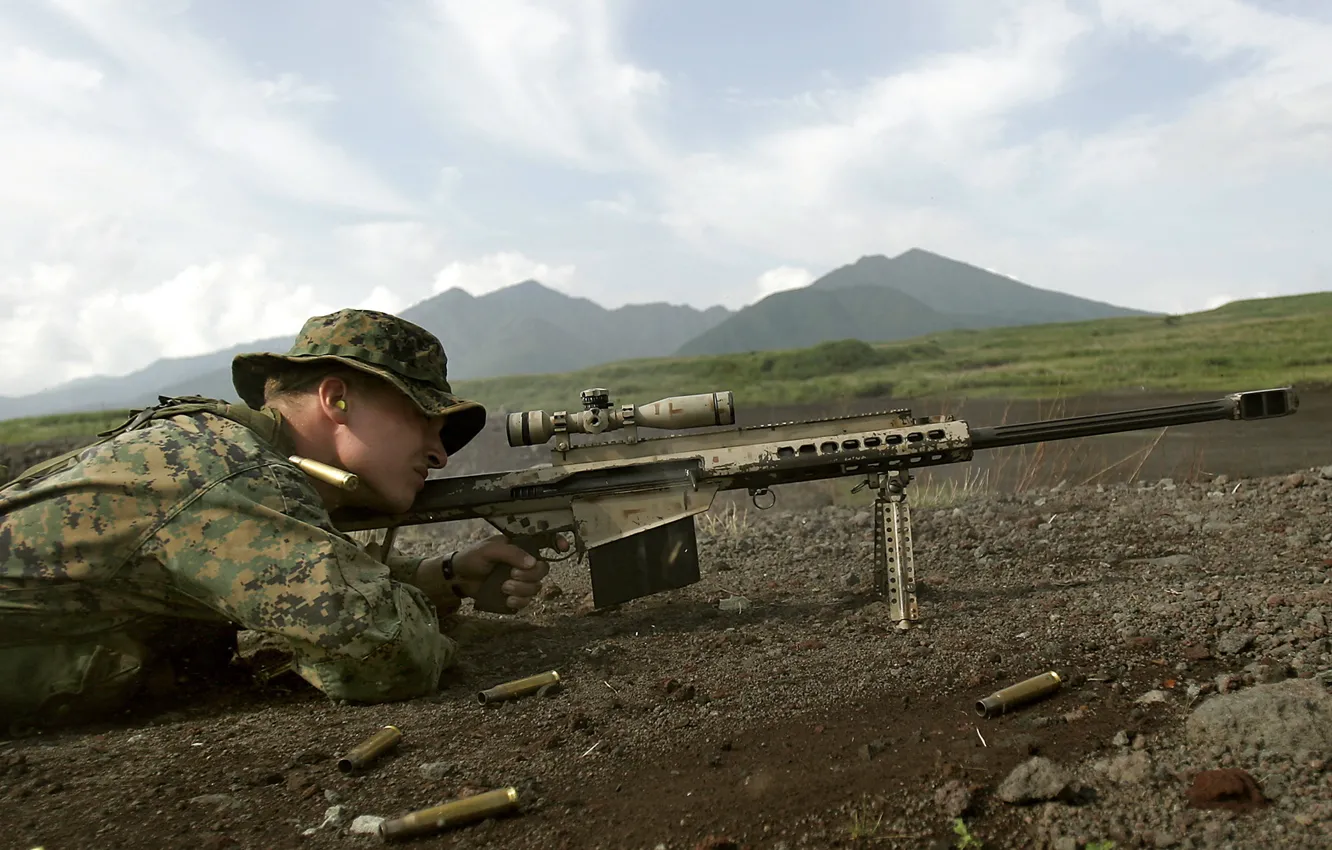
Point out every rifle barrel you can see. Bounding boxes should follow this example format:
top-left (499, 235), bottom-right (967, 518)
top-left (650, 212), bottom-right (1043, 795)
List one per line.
top-left (969, 387), bottom-right (1297, 451)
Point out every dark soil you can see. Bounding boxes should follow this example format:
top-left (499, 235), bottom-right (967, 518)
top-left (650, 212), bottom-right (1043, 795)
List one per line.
top-left (4, 387), bottom-right (1332, 850)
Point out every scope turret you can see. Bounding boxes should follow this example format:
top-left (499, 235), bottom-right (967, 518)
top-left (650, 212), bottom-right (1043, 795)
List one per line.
top-left (507, 389), bottom-right (736, 448)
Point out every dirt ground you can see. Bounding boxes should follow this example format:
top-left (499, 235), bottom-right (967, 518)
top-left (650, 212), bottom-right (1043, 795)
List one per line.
top-left (4, 385), bottom-right (1332, 850)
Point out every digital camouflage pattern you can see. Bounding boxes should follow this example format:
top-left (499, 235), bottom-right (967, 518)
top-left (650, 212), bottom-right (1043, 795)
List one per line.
top-left (231, 308), bottom-right (487, 456)
top-left (0, 400), bottom-right (459, 727)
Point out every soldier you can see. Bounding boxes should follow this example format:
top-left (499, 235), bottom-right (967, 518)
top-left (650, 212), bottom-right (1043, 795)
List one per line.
top-left (0, 308), bottom-right (551, 730)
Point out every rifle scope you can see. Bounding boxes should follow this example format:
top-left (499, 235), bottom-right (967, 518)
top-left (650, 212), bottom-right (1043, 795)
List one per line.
top-left (507, 389), bottom-right (736, 447)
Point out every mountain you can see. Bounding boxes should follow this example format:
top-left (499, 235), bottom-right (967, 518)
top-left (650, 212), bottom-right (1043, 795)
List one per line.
top-left (0, 283), bottom-right (732, 419)
top-left (0, 336), bottom-right (294, 422)
top-left (679, 285), bottom-right (971, 357)
top-left (676, 248), bottom-right (1154, 355)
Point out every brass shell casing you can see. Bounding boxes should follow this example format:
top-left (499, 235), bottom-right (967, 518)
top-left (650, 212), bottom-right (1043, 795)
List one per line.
top-left (337, 725), bottom-right (402, 773)
top-left (289, 455), bottom-right (361, 492)
top-left (379, 787), bottom-right (520, 840)
top-left (975, 671), bottom-right (1062, 718)
top-left (476, 670), bottom-right (560, 705)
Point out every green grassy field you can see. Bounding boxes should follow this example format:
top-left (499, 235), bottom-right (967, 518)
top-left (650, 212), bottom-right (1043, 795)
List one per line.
top-left (450, 291), bottom-right (1332, 412)
top-left (2, 291), bottom-right (1328, 445)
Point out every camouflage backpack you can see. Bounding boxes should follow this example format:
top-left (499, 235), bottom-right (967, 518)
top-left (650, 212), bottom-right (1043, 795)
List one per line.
top-left (3, 395), bottom-right (285, 491)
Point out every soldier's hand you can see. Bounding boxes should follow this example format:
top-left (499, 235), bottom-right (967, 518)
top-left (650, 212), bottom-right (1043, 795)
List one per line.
top-left (451, 535), bottom-right (560, 612)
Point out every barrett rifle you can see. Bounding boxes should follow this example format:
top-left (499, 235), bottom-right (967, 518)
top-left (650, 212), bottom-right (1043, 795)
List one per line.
top-left (329, 386), bottom-right (1298, 624)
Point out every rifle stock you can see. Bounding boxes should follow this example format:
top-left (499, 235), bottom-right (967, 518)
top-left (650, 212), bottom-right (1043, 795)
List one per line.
top-left (331, 387), bottom-right (1298, 623)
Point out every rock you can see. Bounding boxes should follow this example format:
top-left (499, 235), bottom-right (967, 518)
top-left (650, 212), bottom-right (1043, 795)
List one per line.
top-left (1103, 751), bottom-right (1152, 784)
top-left (1186, 678), bottom-right (1332, 760)
top-left (322, 805), bottom-right (348, 828)
top-left (857, 739), bottom-right (887, 761)
top-left (1183, 642), bottom-right (1213, 661)
top-left (1184, 768), bottom-right (1267, 811)
top-left (996, 756), bottom-right (1070, 804)
top-left (1112, 730), bottom-right (1132, 748)
top-left (933, 779), bottom-right (973, 818)
top-left (1248, 660), bottom-right (1290, 684)
top-left (349, 815), bottom-right (385, 835)
top-left (1135, 689), bottom-right (1168, 705)
top-left (189, 794), bottom-right (241, 811)
top-left (1217, 630), bottom-right (1254, 655)
top-left (1319, 466), bottom-right (1332, 480)
top-left (718, 596), bottom-right (750, 613)
top-left (1285, 473), bottom-right (1307, 489)
top-left (419, 761), bottom-right (454, 780)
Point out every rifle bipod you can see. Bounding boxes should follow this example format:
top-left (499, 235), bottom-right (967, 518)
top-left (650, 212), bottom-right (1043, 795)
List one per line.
top-left (853, 470), bottom-right (918, 627)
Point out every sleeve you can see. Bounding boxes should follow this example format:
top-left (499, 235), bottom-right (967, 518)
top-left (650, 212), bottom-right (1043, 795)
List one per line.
top-left (385, 553), bottom-right (426, 584)
top-left (146, 462), bottom-right (458, 703)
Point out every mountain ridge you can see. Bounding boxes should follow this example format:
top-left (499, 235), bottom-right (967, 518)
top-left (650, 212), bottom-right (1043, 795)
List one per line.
top-left (1, 249), bottom-right (1153, 419)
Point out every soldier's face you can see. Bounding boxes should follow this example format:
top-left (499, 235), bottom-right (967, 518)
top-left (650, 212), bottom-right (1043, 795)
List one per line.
top-left (334, 384), bottom-right (448, 513)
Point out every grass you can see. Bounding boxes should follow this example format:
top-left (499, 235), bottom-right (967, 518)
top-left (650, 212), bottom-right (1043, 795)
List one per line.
top-left (952, 818), bottom-right (984, 849)
top-left (0, 409), bottom-right (132, 445)
top-left (442, 291), bottom-right (1332, 414)
top-left (3, 290), bottom-right (1328, 444)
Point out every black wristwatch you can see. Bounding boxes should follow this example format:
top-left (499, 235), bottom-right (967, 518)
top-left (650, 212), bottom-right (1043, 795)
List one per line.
top-left (440, 552), bottom-right (467, 599)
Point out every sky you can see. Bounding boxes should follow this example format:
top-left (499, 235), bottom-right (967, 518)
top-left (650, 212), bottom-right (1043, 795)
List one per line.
top-left (3, 0), bottom-right (1331, 396)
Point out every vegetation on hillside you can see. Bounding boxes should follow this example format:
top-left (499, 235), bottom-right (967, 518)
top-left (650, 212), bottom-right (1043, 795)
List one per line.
top-left (455, 292), bottom-right (1330, 413)
top-left (2, 292), bottom-right (1326, 444)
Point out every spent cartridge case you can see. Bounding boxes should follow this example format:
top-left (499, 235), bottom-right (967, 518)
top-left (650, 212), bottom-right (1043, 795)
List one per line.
top-left (289, 455), bottom-right (360, 492)
top-left (975, 671), bottom-right (1062, 718)
top-left (337, 725), bottom-right (401, 773)
top-left (379, 787), bottom-right (520, 840)
top-left (477, 670), bottom-right (560, 705)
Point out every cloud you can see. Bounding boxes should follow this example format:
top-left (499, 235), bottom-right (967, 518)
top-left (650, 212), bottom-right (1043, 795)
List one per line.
top-left (648, 0), bottom-right (1332, 311)
top-left (257, 72), bottom-right (337, 105)
top-left (0, 251), bottom-right (327, 395)
top-left (755, 267), bottom-right (815, 299)
top-left (0, 5), bottom-right (427, 396)
top-left (654, 0), bottom-right (1093, 266)
top-left (5, 0), bottom-right (1332, 398)
top-left (432, 251), bottom-right (577, 296)
top-left (392, 0), bottom-right (668, 170)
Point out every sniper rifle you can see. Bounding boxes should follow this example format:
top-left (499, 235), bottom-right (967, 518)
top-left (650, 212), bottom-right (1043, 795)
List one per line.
top-left (329, 386), bottom-right (1298, 625)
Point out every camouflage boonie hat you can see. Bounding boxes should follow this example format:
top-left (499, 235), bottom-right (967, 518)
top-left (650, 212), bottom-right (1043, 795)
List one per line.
top-left (232, 309), bottom-right (486, 455)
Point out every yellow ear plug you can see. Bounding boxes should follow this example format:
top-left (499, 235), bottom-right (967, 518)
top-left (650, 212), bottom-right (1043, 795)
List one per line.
top-left (336, 400), bottom-right (347, 410)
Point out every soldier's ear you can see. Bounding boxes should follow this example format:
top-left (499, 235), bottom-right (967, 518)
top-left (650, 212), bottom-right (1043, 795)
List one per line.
top-left (316, 376), bottom-right (353, 423)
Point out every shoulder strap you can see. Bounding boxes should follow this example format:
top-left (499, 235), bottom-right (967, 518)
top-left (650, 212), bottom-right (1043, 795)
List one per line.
top-left (7, 396), bottom-right (290, 489)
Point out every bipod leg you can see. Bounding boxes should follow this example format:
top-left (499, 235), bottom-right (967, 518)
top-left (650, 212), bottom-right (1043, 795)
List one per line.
top-left (871, 471), bottom-right (918, 627)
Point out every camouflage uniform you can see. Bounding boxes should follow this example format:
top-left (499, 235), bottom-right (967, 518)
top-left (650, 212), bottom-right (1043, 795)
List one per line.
top-left (0, 309), bottom-right (487, 728)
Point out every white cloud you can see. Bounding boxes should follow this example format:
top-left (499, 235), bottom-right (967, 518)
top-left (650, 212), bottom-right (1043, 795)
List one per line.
top-left (755, 266), bottom-right (815, 299)
top-left (654, 0), bottom-right (1092, 266)
top-left (0, 251), bottom-right (329, 394)
top-left (4, 0), bottom-right (1332, 398)
top-left (393, 0), bottom-right (668, 170)
top-left (650, 0), bottom-right (1332, 312)
top-left (0, 6), bottom-right (427, 396)
top-left (257, 72), bottom-right (337, 105)
top-left (432, 251), bottom-right (577, 296)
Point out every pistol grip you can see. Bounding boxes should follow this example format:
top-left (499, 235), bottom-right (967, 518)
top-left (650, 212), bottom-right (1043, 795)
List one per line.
top-left (469, 534), bottom-right (549, 615)
top-left (470, 567), bottom-right (514, 615)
